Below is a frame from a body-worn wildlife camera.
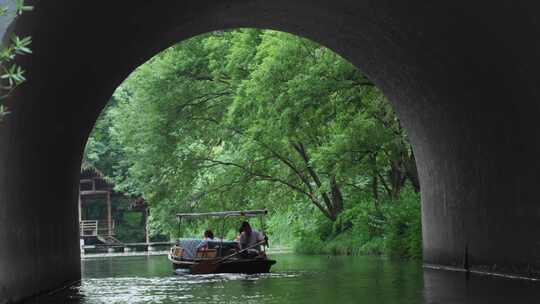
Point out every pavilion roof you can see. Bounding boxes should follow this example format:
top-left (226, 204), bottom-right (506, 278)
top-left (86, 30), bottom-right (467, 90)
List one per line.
top-left (80, 162), bottom-right (115, 191)
top-left (79, 163), bottom-right (147, 209)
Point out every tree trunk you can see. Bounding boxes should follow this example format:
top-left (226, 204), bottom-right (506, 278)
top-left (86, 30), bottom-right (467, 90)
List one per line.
top-left (291, 141), bottom-right (344, 221)
top-left (389, 158), bottom-right (404, 198)
top-left (330, 175), bottom-right (344, 216)
top-left (405, 149), bottom-right (420, 192)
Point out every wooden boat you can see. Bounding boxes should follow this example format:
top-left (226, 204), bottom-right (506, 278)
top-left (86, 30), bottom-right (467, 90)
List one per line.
top-left (169, 251), bottom-right (277, 274)
top-left (168, 209), bottom-right (277, 274)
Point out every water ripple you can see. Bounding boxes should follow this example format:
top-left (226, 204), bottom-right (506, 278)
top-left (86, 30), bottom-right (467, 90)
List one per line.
top-left (75, 272), bottom-right (299, 304)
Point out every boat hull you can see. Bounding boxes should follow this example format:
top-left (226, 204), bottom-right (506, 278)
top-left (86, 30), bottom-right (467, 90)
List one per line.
top-left (172, 258), bottom-right (276, 274)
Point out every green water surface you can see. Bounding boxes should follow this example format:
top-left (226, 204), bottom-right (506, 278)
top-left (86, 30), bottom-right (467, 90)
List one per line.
top-left (26, 254), bottom-right (540, 303)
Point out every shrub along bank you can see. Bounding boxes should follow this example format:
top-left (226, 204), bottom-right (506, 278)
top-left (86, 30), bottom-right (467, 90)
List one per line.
top-left (268, 188), bottom-right (421, 259)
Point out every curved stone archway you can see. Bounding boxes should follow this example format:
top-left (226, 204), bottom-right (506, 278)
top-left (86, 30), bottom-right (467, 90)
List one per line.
top-left (2, 1), bottom-right (540, 302)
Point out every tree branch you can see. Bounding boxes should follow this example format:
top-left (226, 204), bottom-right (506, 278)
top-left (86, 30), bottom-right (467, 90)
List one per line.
top-left (198, 157), bottom-right (333, 219)
top-left (291, 141), bottom-right (336, 217)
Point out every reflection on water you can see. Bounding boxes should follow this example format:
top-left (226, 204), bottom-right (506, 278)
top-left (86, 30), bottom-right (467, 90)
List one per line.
top-left (24, 254), bottom-right (540, 303)
top-left (79, 273), bottom-right (298, 304)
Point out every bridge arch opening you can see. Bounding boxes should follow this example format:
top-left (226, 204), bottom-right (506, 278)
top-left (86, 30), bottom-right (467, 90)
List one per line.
top-left (79, 28), bottom-right (421, 261)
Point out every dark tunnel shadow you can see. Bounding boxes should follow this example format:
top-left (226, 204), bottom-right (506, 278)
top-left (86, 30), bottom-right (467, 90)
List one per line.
top-left (422, 268), bottom-right (540, 304)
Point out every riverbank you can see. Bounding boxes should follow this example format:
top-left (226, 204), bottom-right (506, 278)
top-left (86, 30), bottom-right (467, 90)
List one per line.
top-left (82, 250), bottom-right (169, 259)
top-left (81, 245), bottom-right (292, 260)
top-left (269, 190), bottom-right (422, 259)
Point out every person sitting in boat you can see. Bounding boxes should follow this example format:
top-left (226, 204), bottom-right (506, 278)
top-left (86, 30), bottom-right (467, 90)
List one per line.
top-left (203, 229), bottom-right (214, 240)
top-left (198, 229), bottom-right (215, 251)
top-left (238, 221), bottom-right (267, 258)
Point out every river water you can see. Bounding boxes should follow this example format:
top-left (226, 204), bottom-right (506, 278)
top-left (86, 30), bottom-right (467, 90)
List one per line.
top-left (26, 254), bottom-right (540, 303)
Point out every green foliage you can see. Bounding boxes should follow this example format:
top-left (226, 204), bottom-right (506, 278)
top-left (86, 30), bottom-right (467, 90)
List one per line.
top-left (291, 187), bottom-right (421, 258)
top-left (265, 208), bottom-right (298, 246)
top-left (115, 212), bottom-right (146, 243)
top-left (0, 0), bottom-right (32, 120)
top-left (13, 0), bottom-right (33, 15)
top-left (382, 189), bottom-right (422, 259)
top-left (83, 97), bottom-right (128, 179)
top-left (84, 28), bottom-right (422, 258)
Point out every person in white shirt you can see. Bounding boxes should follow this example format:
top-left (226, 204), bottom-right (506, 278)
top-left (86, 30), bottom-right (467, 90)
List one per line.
top-left (238, 221), bottom-right (267, 255)
top-left (197, 229), bottom-right (214, 251)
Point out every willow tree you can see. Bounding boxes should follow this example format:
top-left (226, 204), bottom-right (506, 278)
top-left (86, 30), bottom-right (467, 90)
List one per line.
top-left (86, 29), bottom-right (417, 235)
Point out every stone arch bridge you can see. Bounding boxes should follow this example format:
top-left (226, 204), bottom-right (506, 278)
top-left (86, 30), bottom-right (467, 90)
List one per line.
top-left (1, 1), bottom-right (540, 302)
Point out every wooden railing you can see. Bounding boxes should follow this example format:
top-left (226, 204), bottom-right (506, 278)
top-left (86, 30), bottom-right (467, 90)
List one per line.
top-left (80, 220), bottom-right (98, 236)
top-left (80, 220), bottom-right (115, 237)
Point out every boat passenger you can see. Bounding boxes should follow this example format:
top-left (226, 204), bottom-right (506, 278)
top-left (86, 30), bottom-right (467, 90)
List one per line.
top-left (203, 229), bottom-right (214, 240)
top-left (198, 229), bottom-right (214, 250)
top-left (239, 221), bottom-right (266, 257)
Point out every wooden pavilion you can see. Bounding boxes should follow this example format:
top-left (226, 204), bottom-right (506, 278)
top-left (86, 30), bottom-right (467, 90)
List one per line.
top-left (79, 163), bottom-right (149, 247)
top-left (79, 164), bottom-right (115, 238)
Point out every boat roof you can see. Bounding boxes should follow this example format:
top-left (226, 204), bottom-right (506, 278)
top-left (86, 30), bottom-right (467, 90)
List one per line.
top-left (176, 209), bottom-right (267, 219)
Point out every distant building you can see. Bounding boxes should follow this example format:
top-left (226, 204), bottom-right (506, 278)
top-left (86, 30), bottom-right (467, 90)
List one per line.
top-left (79, 163), bottom-right (149, 250)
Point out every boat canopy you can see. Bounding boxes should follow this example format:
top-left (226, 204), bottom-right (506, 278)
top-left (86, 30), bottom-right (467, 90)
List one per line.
top-left (176, 209), bottom-right (267, 220)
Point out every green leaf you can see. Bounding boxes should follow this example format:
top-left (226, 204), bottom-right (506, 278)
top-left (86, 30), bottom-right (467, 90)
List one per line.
top-left (0, 6), bottom-right (8, 16)
top-left (15, 0), bottom-right (33, 15)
